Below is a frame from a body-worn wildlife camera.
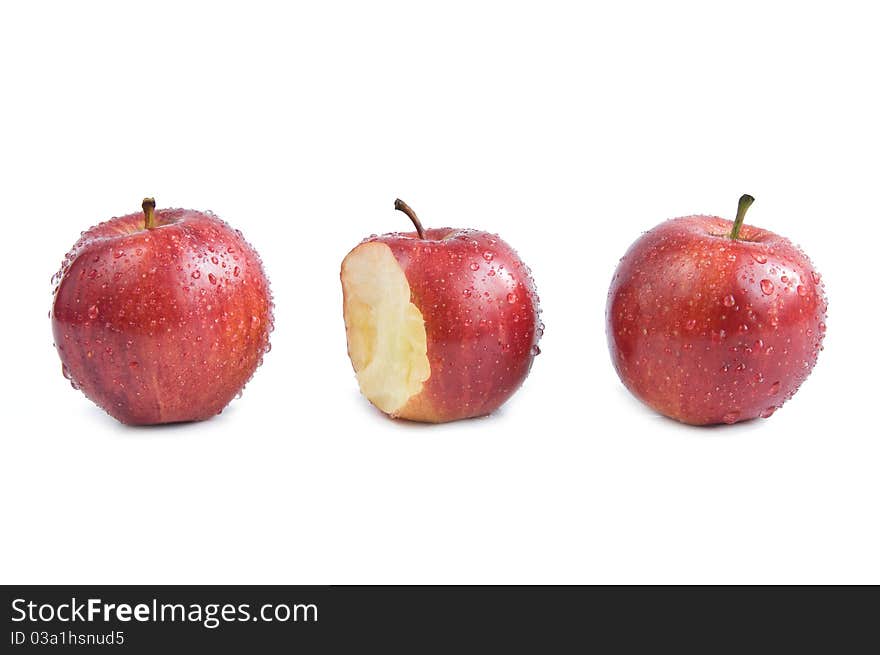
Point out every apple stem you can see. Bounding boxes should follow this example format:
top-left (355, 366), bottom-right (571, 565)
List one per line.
top-left (142, 197), bottom-right (157, 230)
top-left (729, 194), bottom-right (755, 240)
top-left (394, 198), bottom-right (426, 239)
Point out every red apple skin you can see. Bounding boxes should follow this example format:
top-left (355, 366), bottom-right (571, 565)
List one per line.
top-left (362, 228), bottom-right (542, 422)
top-left (606, 216), bottom-right (827, 425)
top-left (51, 208), bottom-right (273, 425)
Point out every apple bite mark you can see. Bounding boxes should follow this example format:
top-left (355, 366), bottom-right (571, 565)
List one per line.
top-left (341, 241), bottom-right (430, 415)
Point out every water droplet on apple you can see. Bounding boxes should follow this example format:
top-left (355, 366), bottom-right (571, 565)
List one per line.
top-left (711, 329), bottom-right (727, 342)
top-left (760, 279), bottom-right (774, 295)
top-left (191, 270), bottom-right (201, 279)
top-left (208, 273), bottom-right (217, 285)
top-left (796, 285), bottom-right (807, 296)
top-left (722, 294), bottom-right (736, 308)
top-left (233, 266), bottom-right (240, 277)
top-left (507, 293), bottom-right (517, 304)
top-left (87, 305), bottom-right (99, 319)
top-left (722, 411), bottom-right (740, 425)
top-left (531, 344), bottom-right (541, 356)
top-left (482, 251), bottom-right (494, 262)
top-left (469, 262), bottom-right (480, 271)
top-left (752, 253), bottom-right (768, 264)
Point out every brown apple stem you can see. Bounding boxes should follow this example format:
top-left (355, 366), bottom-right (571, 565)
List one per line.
top-left (729, 194), bottom-right (755, 240)
top-left (142, 197), bottom-right (157, 230)
top-left (394, 198), bottom-right (426, 239)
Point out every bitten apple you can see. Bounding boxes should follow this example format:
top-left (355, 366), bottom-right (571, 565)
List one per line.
top-left (340, 199), bottom-right (542, 422)
top-left (51, 198), bottom-right (273, 425)
top-left (607, 195), bottom-right (827, 425)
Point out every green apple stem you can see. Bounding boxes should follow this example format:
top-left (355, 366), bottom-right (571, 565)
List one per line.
top-left (394, 198), bottom-right (426, 239)
top-left (142, 197), bottom-right (157, 230)
top-left (729, 194), bottom-right (755, 240)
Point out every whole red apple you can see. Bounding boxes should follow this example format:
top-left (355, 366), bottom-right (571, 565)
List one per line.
top-left (340, 199), bottom-right (542, 422)
top-left (51, 198), bottom-right (273, 425)
top-left (606, 195), bottom-right (827, 425)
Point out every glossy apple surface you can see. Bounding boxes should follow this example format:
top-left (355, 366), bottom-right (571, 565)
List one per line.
top-left (51, 200), bottom-right (273, 425)
top-left (340, 200), bottom-right (542, 422)
top-left (606, 196), bottom-right (827, 425)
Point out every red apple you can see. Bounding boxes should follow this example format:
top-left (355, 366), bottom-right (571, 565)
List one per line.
top-left (340, 199), bottom-right (542, 422)
top-left (51, 198), bottom-right (273, 425)
top-left (606, 195), bottom-right (827, 425)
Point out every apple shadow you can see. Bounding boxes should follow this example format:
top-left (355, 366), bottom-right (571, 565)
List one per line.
top-left (354, 391), bottom-right (503, 432)
top-left (660, 413), bottom-right (765, 436)
top-left (614, 385), bottom-right (766, 436)
top-left (95, 401), bottom-right (242, 437)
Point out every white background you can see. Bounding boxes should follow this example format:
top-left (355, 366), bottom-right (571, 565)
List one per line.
top-left (1, 1), bottom-right (878, 584)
